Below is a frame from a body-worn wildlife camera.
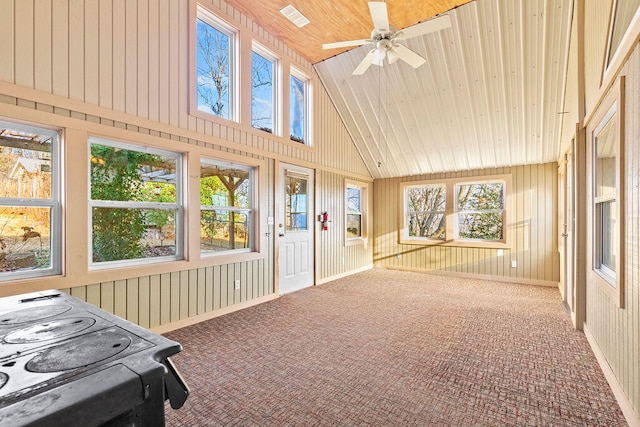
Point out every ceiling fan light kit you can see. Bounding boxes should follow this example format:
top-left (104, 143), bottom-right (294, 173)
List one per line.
top-left (322, 1), bottom-right (451, 75)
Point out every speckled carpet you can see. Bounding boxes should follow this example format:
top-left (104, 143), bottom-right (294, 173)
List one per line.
top-left (164, 268), bottom-right (627, 426)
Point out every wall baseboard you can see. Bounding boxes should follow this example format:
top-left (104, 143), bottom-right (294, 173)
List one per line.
top-left (317, 265), bottom-right (374, 285)
top-left (152, 293), bottom-right (279, 335)
top-left (584, 324), bottom-right (640, 427)
top-left (377, 265), bottom-right (558, 288)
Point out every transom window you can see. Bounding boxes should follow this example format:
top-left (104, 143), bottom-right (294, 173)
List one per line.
top-left (200, 159), bottom-right (254, 254)
top-left (290, 69), bottom-right (309, 145)
top-left (0, 120), bottom-right (60, 280)
top-left (196, 7), bottom-right (236, 120)
top-left (89, 138), bottom-right (183, 266)
top-left (251, 44), bottom-right (278, 135)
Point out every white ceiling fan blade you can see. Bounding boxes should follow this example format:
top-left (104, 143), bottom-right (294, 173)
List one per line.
top-left (392, 44), bottom-right (427, 68)
top-left (353, 50), bottom-right (377, 75)
top-left (323, 39), bottom-right (371, 50)
top-left (368, 1), bottom-right (389, 30)
top-left (395, 14), bottom-right (451, 40)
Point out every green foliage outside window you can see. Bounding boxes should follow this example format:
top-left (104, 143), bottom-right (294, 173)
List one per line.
top-left (456, 182), bottom-right (504, 240)
top-left (90, 144), bottom-right (176, 263)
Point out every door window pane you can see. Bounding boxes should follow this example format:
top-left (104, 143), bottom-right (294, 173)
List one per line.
top-left (286, 175), bottom-right (307, 231)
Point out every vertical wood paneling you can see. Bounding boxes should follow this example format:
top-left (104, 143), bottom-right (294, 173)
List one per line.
top-left (138, 276), bottom-right (150, 328)
top-left (83, 0), bottom-right (98, 104)
top-left (124, 0), bottom-right (138, 116)
top-left (14, 0), bottom-right (34, 88)
top-left (52, 0), bottom-right (69, 97)
top-left (113, 279), bottom-right (126, 319)
top-left (149, 275), bottom-right (160, 328)
top-left (373, 164), bottom-right (557, 282)
top-left (0, 0), bottom-right (14, 82)
top-left (126, 278), bottom-right (139, 324)
top-left (33, 0), bottom-right (52, 93)
top-left (98, 0), bottom-right (113, 109)
top-left (584, 41), bottom-right (640, 418)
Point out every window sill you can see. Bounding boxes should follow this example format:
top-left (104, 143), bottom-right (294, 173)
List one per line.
top-left (345, 237), bottom-right (367, 247)
top-left (399, 237), bottom-right (510, 250)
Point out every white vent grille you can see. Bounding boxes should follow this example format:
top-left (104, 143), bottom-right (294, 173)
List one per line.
top-left (280, 4), bottom-right (310, 28)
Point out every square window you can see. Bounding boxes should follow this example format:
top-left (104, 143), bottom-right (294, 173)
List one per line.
top-left (196, 9), bottom-right (236, 120)
top-left (89, 139), bottom-right (183, 265)
top-left (200, 159), bottom-right (254, 254)
top-left (0, 121), bottom-right (60, 280)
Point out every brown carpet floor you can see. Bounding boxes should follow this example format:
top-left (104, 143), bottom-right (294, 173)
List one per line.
top-left (164, 268), bottom-right (627, 426)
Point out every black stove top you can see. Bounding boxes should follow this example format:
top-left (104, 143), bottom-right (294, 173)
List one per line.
top-left (0, 290), bottom-right (188, 426)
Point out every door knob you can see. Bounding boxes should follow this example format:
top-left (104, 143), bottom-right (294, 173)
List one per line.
top-left (279, 233), bottom-right (285, 237)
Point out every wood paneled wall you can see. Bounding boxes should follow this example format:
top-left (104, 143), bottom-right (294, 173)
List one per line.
top-left (0, 0), bottom-right (370, 176)
top-left (0, 0), bottom-right (372, 332)
top-left (373, 164), bottom-right (559, 284)
top-left (58, 260), bottom-right (272, 330)
top-left (583, 42), bottom-right (640, 420)
top-left (316, 171), bottom-right (373, 282)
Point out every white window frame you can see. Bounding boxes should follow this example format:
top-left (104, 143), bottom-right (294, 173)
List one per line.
top-left (0, 120), bottom-right (61, 281)
top-left (200, 158), bottom-right (255, 256)
top-left (289, 67), bottom-right (312, 146)
top-left (88, 137), bottom-right (184, 269)
top-left (345, 180), bottom-right (367, 244)
top-left (194, 5), bottom-right (238, 122)
top-left (400, 174), bottom-right (511, 249)
top-left (402, 183), bottom-right (446, 242)
top-left (454, 180), bottom-right (506, 243)
top-left (251, 42), bottom-right (280, 136)
top-left (590, 75), bottom-right (625, 308)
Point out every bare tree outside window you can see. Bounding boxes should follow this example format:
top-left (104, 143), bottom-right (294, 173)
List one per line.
top-left (251, 51), bottom-right (274, 133)
top-left (290, 75), bottom-right (306, 143)
top-left (406, 185), bottom-right (446, 239)
top-left (197, 18), bottom-right (231, 119)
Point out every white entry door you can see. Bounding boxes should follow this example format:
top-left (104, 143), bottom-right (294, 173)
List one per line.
top-left (278, 163), bottom-right (314, 294)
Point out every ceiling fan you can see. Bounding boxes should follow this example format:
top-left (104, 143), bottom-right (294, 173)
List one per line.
top-left (322, 1), bottom-right (451, 75)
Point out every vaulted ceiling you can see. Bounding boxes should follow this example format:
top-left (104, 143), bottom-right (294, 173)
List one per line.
top-left (228, 0), bottom-right (574, 179)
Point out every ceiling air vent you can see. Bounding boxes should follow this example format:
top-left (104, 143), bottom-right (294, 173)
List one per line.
top-left (280, 4), bottom-right (310, 28)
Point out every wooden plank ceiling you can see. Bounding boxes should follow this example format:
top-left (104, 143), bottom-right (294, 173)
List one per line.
top-left (229, 0), bottom-right (574, 179)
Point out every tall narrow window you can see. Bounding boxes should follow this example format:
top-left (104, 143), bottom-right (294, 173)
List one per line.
top-left (404, 184), bottom-right (446, 240)
top-left (0, 121), bottom-right (60, 280)
top-left (346, 184), bottom-right (364, 239)
top-left (200, 159), bottom-right (254, 254)
top-left (593, 106), bottom-right (618, 283)
top-left (196, 8), bottom-right (236, 120)
top-left (290, 70), bottom-right (308, 144)
top-left (89, 138), bottom-right (183, 265)
top-left (251, 46), bottom-right (276, 134)
top-left (455, 181), bottom-right (505, 241)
